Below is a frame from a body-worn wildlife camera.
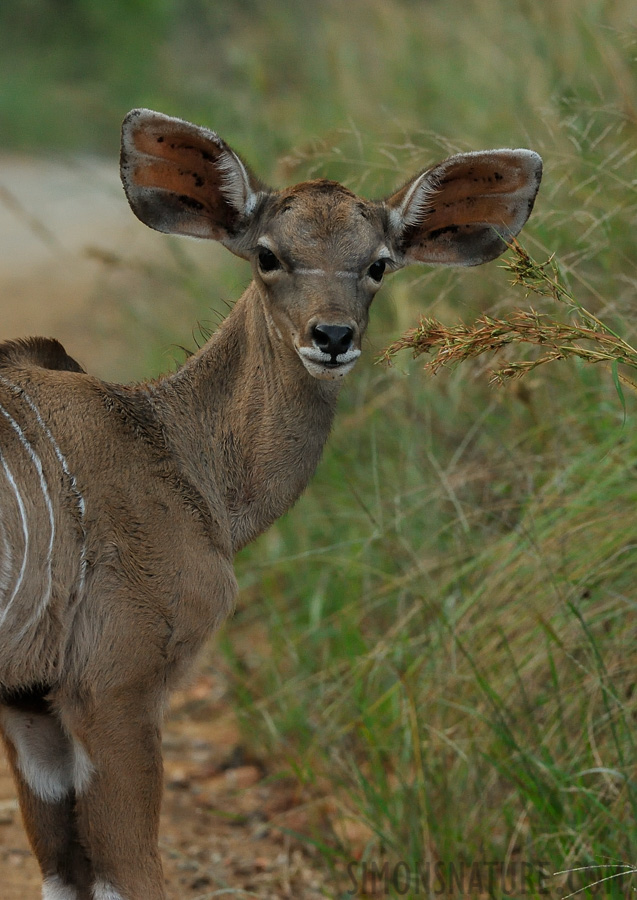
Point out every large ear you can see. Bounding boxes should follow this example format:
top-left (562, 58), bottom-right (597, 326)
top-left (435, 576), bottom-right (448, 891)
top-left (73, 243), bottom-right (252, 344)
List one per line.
top-left (120, 108), bottom-right (265, 243)
top-left (386, 149), bottom-right (542, 267)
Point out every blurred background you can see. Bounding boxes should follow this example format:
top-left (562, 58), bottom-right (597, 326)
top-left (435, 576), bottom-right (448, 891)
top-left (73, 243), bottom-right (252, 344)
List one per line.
top-left (1, 1), bottom-right (636, 897)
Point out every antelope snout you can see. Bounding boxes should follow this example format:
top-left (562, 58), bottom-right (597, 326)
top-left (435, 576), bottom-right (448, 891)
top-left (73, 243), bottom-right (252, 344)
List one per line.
top-left (296, 320), bottom-right (361, 381)
top-left (311, 324), bottom-right (354, 358)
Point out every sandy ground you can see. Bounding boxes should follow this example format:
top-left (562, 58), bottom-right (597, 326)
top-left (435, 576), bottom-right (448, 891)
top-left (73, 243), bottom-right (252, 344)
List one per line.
top-left (0, 154), bottom-right (149, 376)
top-left (0, 153), bottom-right (235, 381)
top-left (0, 156), bottom-right (335, 899)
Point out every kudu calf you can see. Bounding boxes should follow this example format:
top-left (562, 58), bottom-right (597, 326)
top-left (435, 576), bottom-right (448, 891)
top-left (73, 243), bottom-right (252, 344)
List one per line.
top-left (0, 108), bottom-right (542, 899)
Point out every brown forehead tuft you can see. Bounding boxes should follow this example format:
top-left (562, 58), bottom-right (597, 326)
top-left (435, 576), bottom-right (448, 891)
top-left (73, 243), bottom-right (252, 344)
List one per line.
top-left (275, 179), bottom-right (358, 209)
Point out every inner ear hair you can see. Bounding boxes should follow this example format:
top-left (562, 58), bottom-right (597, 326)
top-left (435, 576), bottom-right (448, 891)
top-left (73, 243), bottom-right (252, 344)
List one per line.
top-left (390, 169), bottom-right (441, 232)
top-left (385, 148), bottom-right (543, 266)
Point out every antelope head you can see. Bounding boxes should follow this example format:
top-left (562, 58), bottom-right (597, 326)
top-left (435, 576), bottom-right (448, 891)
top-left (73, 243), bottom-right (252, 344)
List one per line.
top-left (120, 109), bottom-right (542, 381)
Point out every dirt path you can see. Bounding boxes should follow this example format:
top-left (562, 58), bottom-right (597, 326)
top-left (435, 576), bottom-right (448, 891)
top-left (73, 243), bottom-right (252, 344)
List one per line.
top-left (0, 153), bottom-right (232, 381)
top-left (0, 154), bottom-right (146, 376)
top-left (0, 156), bottom-right (333, 899)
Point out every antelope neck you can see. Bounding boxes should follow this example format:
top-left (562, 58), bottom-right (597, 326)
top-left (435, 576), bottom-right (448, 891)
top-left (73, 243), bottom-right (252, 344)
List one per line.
top-left (147, 283), bottom-right (341, 554)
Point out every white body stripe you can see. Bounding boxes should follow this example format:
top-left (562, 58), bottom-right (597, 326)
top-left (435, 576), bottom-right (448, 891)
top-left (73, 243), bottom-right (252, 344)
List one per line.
top-left (0, 504), bottom-right (14, 595)
top-left (0, 376), bottom-right (86, 516)
top-left (0, 451), bottom-right (29, 628)
top-left (0, 376), bottom-right (87, 590)
top-left (0, 401), bottom-right (54, 631)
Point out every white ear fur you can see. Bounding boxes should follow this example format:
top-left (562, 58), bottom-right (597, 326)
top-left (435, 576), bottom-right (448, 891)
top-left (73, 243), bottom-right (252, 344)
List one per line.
top-left (386, 148), bottom-right (543, 267)
top-left (389, 169), bottom-right (441, 232)
top-left (217, 149), bottom-right (260, 217)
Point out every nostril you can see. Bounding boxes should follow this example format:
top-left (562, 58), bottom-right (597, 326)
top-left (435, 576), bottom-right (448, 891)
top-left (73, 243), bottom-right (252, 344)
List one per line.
top-left (311, 324), bottom-right (354, 357)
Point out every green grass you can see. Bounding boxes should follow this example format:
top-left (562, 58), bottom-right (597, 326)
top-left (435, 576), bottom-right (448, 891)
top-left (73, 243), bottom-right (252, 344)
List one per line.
top-left (5, 0), bottom-right (637, 896)
top-left (224, 357), bottom-right (637, 896)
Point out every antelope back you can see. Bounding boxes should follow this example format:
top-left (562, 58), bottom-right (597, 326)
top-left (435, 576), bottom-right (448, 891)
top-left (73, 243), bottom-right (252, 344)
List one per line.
top-left (0, 341), bottom-right (86, 686)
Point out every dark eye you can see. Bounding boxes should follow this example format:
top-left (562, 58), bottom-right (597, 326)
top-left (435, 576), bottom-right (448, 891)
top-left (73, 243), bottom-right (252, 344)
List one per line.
top-left (368, 259), bottom-right (387, 282)
top-left (258, 247), bottom-right (281, 273)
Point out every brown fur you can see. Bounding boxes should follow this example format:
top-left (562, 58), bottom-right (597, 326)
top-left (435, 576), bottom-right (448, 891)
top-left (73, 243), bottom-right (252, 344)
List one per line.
top-left (0, 337), bottom-right (85, 373)
top-left (0, 109), bottom-right (541, 899)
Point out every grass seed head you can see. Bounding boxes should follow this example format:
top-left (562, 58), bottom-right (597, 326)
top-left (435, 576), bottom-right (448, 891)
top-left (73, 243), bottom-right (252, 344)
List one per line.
top-left (381, 241), bottom-right (637, 391)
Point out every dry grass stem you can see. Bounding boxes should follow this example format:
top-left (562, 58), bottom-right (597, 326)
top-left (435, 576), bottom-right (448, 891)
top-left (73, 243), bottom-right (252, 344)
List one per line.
top-left (381, 240), bottom-right (637, 389)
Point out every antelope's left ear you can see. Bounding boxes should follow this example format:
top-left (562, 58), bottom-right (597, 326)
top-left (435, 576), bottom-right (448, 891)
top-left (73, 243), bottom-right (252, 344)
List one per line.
top-left (385, 149), bottom-right (542, 267)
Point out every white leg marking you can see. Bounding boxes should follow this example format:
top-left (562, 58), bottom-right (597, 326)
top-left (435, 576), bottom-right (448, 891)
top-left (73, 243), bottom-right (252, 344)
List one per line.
top-left (72, 737), bottom-right (95, 795)
top-left (43, 875), bottom-right (80, 899)
top-left (0, 708), bottom-right (93, 803)
top-left (0, 377), bottom-right (88, 591)
top-left (92, 881), bottom-right (127, 900)
top-left (0, 401), bottom-right (54, 630)
top-left (0, 450), bottom-right (29, 629)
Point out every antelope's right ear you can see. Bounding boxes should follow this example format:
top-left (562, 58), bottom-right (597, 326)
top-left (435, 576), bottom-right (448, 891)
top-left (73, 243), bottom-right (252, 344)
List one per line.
top-left (120, 108), bottom-right (265, 244)
top-left (386, 149), bottom-right (543, 267)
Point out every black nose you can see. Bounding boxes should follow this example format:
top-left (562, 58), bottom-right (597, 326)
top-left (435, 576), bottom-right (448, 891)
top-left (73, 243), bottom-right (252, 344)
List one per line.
top-left (311, 324), bottom-right (354, 357)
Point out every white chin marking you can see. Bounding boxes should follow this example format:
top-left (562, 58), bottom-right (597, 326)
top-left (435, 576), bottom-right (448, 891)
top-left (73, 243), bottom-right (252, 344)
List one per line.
top-left (92, 882), bottom-right (126, 900)
top-left (297, 347), bottom-right (360, 380)
top-left (43, 876), bottom-right (80, 899)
